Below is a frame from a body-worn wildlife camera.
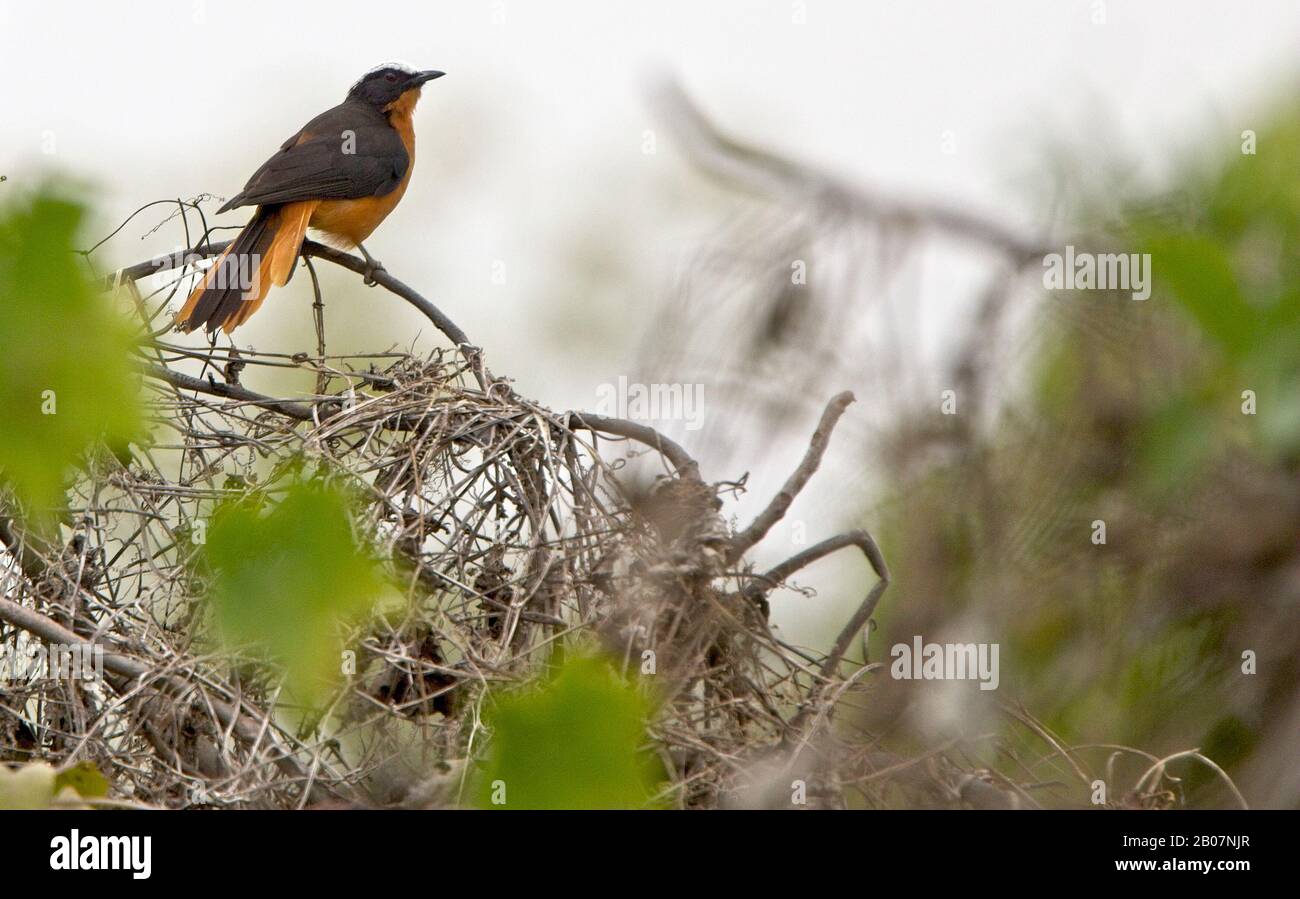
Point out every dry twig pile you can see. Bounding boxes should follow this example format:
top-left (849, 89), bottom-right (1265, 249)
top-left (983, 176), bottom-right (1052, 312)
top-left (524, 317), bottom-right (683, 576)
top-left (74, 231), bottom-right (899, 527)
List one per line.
top-left (0, 224), bottom-right (896, 809)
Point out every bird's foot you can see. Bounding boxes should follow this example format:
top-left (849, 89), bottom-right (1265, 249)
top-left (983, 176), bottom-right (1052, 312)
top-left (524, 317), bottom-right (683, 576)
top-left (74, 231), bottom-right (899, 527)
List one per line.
top-left (357, 243), bottom-right (385, 286)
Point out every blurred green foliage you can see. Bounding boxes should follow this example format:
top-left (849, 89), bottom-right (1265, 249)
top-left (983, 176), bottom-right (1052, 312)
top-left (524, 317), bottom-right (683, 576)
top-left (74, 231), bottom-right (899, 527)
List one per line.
top-left (0, 187), bottom-right (142, 526)
top-left (1134, 115), bottom-right (1300, 483)
top-left (475, 654), bottom-right (665, 809)
top-left (54, 761), bottom-right (111, 800)
top-left (866, 104), bottom-right (1300, 806)
top-left (201, 477), bottom-right (385, 702)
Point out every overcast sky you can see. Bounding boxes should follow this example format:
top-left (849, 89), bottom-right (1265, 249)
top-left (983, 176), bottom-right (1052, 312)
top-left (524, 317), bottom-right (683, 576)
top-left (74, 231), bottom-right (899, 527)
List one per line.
top-left (3, 1), bottom-right (1296, 379)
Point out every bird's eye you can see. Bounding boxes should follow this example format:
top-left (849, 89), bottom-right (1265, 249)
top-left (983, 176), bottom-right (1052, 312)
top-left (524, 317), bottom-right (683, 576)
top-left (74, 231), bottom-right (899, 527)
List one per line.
top-left (384, 73), bottom-right (399, 83)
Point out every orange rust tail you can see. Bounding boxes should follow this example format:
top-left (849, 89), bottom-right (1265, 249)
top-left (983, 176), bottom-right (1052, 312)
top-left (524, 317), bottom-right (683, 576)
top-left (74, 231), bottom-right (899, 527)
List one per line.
top-left (176, 200), bottom-right (318, 334)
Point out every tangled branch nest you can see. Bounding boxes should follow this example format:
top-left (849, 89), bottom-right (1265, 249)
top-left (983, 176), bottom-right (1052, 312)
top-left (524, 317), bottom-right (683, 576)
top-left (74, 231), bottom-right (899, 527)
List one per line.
top-left (0, 211), bottom-right (905, 808)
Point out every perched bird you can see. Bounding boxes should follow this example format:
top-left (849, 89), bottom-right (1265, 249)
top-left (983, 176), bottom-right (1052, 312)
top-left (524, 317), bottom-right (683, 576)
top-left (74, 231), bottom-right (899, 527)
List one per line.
top-left (177, 63), bottom-right (445, 334)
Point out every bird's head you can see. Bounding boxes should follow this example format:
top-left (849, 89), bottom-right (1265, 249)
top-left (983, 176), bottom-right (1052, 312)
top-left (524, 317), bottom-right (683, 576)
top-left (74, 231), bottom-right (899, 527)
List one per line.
top-left (347, 63), bottom-right (445, 110)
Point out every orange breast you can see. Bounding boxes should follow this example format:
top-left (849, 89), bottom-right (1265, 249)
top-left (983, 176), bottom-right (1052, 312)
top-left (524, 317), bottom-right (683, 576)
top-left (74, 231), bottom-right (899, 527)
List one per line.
top-left (309, 92), bottom-right (418, 247)
top-left (310, 173), bottom-right (411, 247)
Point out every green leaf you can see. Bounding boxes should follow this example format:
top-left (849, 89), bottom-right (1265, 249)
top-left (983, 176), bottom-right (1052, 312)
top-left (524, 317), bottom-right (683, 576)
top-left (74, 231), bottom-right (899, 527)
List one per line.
top-left (202, 478), bottom-right (385, 701)
top-left (1142, 233), bottom-right (1255, 360)
top-left (54, 761), bottom-right (110, 799)
top-left (0, 187), bottom-right (143, 524)
top-left (476, 654), bottom-right (665, 809)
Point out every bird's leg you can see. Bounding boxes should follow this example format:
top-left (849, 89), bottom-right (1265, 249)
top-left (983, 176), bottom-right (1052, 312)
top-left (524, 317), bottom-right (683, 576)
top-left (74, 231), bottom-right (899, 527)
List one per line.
top-left (356, 242), bottom-right (386, 286)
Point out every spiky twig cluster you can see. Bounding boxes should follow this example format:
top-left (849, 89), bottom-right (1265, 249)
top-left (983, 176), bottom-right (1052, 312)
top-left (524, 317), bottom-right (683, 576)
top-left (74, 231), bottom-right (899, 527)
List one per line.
top-left (0, 214), bottom-right (906, 808)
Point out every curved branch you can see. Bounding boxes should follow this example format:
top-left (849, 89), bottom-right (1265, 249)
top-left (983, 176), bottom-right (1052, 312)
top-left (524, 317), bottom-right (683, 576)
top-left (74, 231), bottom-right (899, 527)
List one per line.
top-left (108, 239), bottom-right (477, 360)
top-left (651, 79), bottom-right (1050, 262)
top-left (142, 361), bottom-right (316, 421)
top-left (738, 527), bottom-right (889, 682)
top-left (816, 530), bottom-right (890, 679)
top-left (746, 528), bottom-right (889, 598)
top-left (299, 240), bottom-right (475, 353)
top-left (567, 412), bottom-right (702, 482)
top-left (727, 390), bottom-right (855, 561)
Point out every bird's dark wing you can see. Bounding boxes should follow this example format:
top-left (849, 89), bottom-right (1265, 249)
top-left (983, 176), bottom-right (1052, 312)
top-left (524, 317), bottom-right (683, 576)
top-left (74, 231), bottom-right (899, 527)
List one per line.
top-left (216, 101), bottom-right (409, 213)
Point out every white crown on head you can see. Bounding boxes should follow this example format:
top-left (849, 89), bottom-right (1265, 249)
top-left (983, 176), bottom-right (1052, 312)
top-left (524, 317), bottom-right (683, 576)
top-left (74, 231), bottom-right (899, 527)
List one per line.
top-left (350, 62), bottom-right (420, 93)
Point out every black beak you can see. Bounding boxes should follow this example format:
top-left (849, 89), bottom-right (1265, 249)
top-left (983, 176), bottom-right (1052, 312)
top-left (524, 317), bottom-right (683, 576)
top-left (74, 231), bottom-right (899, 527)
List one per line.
top-left (411, 70), bottom-right (445, 86)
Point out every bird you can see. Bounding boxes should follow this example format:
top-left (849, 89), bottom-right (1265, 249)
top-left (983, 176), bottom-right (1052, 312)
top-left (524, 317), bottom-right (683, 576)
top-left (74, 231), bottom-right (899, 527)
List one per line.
top-left (176, 63), bottom-right (445, 334)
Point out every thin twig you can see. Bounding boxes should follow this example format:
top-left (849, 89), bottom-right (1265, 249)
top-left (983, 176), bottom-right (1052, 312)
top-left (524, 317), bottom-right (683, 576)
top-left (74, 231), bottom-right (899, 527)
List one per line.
top-left (728, 391), bottom-right (855, 561)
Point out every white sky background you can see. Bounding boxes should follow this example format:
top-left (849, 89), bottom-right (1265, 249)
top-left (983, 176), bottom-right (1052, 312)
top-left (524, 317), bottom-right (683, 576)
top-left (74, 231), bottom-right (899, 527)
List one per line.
top-left (2, 0), bottom-right (1298, 646)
